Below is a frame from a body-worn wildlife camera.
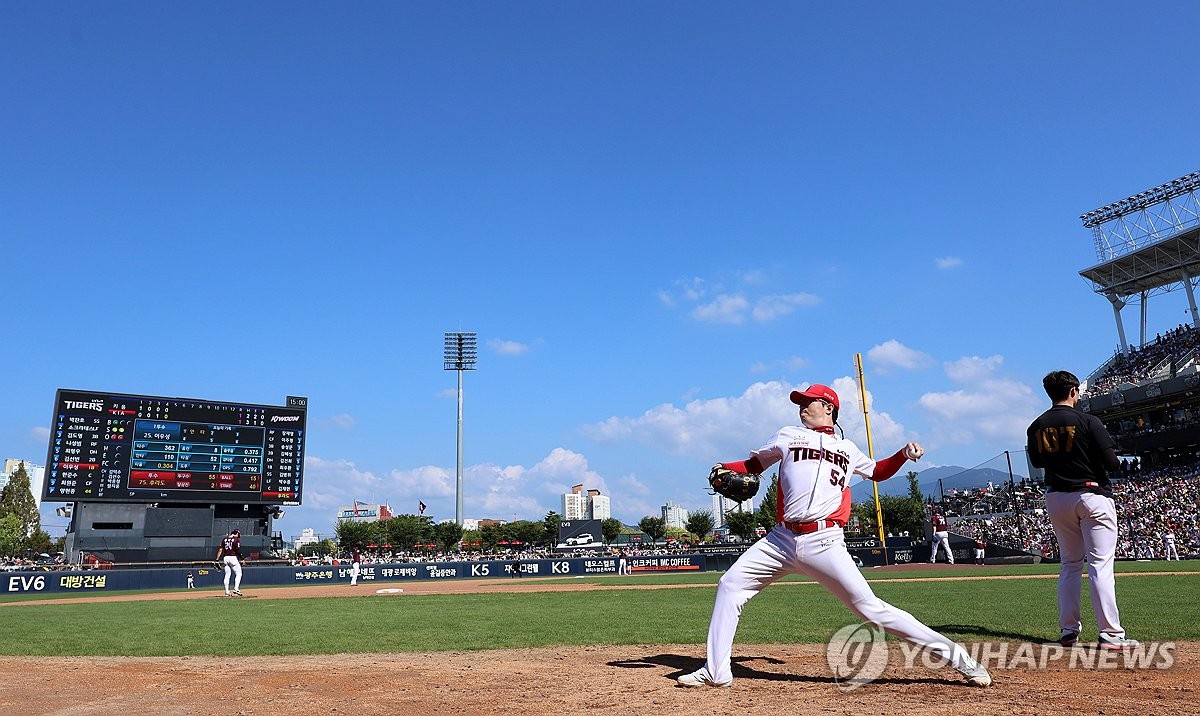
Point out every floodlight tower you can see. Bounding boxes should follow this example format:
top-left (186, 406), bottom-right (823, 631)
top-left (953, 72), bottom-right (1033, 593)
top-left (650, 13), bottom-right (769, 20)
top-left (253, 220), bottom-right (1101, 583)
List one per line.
top-left (1079, 171), bottom-right (1200, 354)
top-left (443, 332), bottom-right (477, 526)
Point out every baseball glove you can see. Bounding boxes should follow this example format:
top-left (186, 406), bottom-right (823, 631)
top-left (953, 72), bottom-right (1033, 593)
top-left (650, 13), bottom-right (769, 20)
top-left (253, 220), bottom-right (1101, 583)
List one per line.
top-left (708, 465), bottom-right (761, 502)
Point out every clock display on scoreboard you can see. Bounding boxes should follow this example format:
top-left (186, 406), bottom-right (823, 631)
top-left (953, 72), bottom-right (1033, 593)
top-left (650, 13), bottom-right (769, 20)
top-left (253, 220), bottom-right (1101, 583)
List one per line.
top-left (43, 389), bottom-right (306, 505)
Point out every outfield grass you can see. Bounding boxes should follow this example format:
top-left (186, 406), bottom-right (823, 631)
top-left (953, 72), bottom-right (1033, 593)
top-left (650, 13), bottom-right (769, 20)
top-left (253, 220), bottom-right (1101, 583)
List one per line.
top-left (536, 558), bottom-right (1200, 586)
top-left (0, 561), bottom-right (1195, 657)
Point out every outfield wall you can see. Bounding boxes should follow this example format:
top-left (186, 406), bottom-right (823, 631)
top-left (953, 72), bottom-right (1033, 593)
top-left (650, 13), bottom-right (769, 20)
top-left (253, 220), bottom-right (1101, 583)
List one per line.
top-left (1, 554), bottom-right (705, 595)
top-left (3, 538), bottom-right (1037, 596)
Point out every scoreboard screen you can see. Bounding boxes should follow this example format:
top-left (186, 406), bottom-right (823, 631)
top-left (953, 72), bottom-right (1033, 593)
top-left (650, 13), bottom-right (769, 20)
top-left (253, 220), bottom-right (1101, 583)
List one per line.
top-left (44, 389), bottom-right (306, 505)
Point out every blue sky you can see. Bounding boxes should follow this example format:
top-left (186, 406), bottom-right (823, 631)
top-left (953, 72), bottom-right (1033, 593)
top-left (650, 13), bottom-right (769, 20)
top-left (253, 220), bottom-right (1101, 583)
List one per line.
top-left (5, 2), bottom-right (1200, 538)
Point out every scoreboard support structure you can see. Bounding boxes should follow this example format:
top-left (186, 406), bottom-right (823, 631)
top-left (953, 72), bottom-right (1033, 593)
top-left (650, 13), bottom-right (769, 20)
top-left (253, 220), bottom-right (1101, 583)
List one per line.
top-left (60, 498), bottom-right (288, 561)
top-left (60, 501), bottom-right (286, 564)
top-left (45, 389), bottom-right (306, 565)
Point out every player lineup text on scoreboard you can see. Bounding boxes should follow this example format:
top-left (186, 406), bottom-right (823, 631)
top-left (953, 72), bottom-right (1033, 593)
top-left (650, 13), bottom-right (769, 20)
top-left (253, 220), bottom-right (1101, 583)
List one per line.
top-left (45, 389), bottom-right (307, 505)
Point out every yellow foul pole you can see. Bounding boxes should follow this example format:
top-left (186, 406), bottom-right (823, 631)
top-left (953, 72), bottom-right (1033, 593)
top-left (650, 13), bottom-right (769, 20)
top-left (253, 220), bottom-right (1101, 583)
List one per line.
top-left (855, 353), bottom-right (889, 565)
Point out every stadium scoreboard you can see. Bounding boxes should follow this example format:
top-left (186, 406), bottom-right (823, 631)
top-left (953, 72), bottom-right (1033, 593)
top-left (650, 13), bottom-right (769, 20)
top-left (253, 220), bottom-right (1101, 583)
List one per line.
top-left (44, 389), bottom-right (307, 505)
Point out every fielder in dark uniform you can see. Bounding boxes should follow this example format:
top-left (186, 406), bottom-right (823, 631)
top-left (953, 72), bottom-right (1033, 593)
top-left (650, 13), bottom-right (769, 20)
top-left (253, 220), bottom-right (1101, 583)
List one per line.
top-left (1027, 370), bottom-right (1136, 650)
top-left (217, 528), bottom-right (243, 597)
top-left (929, 510), bottom-right (953, 564)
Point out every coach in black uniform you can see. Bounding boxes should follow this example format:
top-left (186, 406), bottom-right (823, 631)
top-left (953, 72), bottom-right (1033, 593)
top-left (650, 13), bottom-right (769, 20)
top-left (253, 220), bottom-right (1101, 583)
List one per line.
top-left (1026, 370), bottom-right (1137, 650)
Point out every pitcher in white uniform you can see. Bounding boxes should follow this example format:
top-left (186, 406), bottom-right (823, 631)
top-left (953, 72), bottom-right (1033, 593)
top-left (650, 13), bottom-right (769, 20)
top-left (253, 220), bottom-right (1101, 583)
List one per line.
top-left (677, 383), bottom-right (991, 689)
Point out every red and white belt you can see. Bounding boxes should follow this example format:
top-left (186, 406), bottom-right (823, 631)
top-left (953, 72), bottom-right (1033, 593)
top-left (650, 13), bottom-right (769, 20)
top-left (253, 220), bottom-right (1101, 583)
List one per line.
top-left (782, 519), bottom-right (842, 535)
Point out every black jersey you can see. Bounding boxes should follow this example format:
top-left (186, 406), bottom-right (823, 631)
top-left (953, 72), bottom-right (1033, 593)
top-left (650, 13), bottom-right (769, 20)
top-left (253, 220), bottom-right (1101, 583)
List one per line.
top-left (1026, 405), bottom-right (1118, 498)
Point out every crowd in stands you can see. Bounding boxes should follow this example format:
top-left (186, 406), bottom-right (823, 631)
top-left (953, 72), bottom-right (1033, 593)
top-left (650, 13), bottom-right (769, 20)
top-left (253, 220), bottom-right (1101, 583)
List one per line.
top-left (1112, 463), bottom-right (1199, 559)
top-left (1, 555), bottom-right (66, 572)
top-left (1108, 404), bottom-right (1200, 442)
top-left (295, 543), bottom-right (685, 567)
top-left (1089, 323), bottom-right (1200, 393)
top-left (940, 460), bottom-right (1199, 560)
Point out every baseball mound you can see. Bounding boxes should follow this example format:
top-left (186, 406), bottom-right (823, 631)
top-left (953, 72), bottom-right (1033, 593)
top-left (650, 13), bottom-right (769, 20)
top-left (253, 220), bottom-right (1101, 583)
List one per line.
top-left (1, 578), bottom-right (1195, 716)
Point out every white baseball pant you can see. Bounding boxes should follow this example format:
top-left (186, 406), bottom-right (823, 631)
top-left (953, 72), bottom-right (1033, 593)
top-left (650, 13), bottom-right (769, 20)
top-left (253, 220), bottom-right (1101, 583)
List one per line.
top-left (1044, 491), bottom-right (1125, 638)
top-left (222, 555), bottom-right (242, 593)
top-left (930, 531), bottom-right (953, 564)
top-left (702, 526), bottom-right (982, 683)
top-left (351, 562), bottom-right (361, 585)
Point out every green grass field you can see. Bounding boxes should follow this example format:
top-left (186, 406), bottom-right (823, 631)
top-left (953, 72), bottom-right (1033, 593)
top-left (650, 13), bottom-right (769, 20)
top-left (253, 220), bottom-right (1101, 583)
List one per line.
top-left (0, 561), bottom-right (1196, 657)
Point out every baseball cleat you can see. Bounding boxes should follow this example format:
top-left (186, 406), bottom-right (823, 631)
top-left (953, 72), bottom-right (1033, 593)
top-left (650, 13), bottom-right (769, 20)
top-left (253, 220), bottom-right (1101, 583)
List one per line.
top-left (232, 590), bottom-right (242, 596)
top-left (1058, 629), bottom-right (1079, 647)
top-left (1098, 635), bottom-right (1139, 650)
top-left (224, 592), bottom-right (231, 597)
top-left (676, 668), bottom-right (732, 688)
top-left (957, 663), bottom-right (992, 687)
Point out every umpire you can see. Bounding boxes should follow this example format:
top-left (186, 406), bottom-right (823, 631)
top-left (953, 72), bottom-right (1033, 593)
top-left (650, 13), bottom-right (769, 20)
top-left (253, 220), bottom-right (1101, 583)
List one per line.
top-left (1026, 370), bottom-right (1137, 650)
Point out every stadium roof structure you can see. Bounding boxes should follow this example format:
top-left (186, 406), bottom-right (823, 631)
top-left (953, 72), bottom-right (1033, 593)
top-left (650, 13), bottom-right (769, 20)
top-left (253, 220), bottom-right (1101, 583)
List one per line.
top-left (1079, 223), bottom-right (1200, 298)
top-left (1078, 171), bottom-right (1200, 354)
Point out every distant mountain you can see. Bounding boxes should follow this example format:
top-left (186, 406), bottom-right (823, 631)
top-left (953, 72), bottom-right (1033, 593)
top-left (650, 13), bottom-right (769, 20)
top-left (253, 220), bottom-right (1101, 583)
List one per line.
top-left (850, 464), bottom-right (1030, 503)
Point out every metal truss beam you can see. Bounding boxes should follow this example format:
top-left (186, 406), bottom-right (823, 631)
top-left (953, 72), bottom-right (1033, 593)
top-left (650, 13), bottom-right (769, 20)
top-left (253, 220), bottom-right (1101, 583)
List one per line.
top-left (1084, 171), bottom-right (1200, 262)
top-left (1079, 225), bottom-right (1200, 298)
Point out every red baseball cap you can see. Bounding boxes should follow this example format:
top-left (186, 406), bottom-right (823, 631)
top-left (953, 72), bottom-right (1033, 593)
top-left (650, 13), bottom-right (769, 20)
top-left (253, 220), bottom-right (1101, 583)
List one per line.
top-left (790, 384), bottom-right (840, 410)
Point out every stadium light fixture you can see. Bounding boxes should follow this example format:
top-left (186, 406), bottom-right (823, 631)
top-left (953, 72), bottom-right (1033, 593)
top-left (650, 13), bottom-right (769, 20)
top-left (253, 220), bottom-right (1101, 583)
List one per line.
top-left (443, 332), bottom-right (478, 526)
top-left (1080, 170), bottom-right (1200, 228)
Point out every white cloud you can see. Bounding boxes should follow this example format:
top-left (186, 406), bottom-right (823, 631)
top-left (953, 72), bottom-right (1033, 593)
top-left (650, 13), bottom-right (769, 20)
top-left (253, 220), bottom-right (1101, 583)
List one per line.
top-left (916, 355), bottom-right (1040, 449)
top-left (288, 448), bottom-right (618, 534)
top-left (618, 473), bottom-right (652, 497)
top-left (659, 277), bottom-right (708, 307)
top-left (751, 293), bottom-right (820, 322)
top-left (29, 426), bottom-right (50, 443)
top-left (866, 340), bottom-right (932, 372)
top-left (301, 456), bottom-right (387, 511)
top-left (386, 464), bottom-right (458, 497)
top-left (581, 379), bottom-right (908, 461)
top-left (737, 269), bottom-right (768, 285)
top-left (488, 339), bottom-right (530, 356)
top-left (283, 373), bottom-right (932, 536)
top-left (785, 356), bottom-right (810, 371)
top-left (663, 275), bottom-right (820, 325)
top-left (327, 413), bottom-right (357, 430)
top-left (935, 256), bottom-right (963, 269)
top-left (691, 294), bottom-right (750, 324)
top-left (944, 355), bottom-right (1005, 383)
top-left (464, 462), bottom-right (541, 517)
top-left (826, 376), bottom-right (909, 455)
top-left (749, 356), bottom-right (809, 376)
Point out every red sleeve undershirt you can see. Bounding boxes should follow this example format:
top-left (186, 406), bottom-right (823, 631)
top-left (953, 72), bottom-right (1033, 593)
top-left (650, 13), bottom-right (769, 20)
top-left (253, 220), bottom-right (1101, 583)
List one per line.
top-left (867, 448), bottom-right (909, 482)
top-left (722, 457), bottom-right (768, 474)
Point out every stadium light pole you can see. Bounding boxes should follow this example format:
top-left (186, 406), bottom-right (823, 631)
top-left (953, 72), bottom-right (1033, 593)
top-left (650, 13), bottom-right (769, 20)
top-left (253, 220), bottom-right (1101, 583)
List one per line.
top-left (444, 332), bottom-right (477, 526)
